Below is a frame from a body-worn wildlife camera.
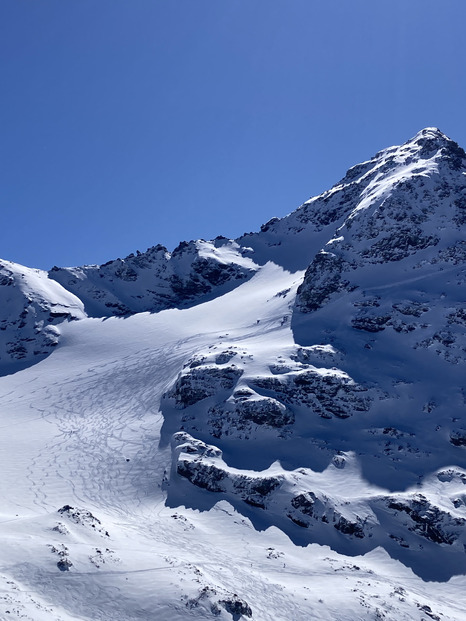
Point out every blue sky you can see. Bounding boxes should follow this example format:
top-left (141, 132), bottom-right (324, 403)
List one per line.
top-left (1, 0), bottom-right (465, 269)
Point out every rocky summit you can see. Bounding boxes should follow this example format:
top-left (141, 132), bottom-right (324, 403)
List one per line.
top-left (1, 129), bottom-right (466, 620)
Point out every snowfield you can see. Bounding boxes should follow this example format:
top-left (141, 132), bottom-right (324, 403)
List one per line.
top-left (1, 129), bottom-right (466, 620)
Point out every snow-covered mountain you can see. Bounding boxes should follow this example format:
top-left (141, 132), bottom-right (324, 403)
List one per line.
top-left (0, 260), bottom-right (85, 374)
top-left (48, 238), bottom-right (258, 317)
top-left (1, 128), bottom-right (466, 620)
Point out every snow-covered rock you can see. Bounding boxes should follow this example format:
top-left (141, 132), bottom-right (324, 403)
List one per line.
top-left (49, 238), bottom-right (258, 317)
top-left (0, 260), bottom-right (85, 373)
top-left (171, 434), bottom-right (466, 580)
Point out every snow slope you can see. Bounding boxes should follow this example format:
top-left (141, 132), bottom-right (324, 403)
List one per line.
top-left (2, 264), bottom-right (466, 621)
top-left (1, 128), bottom-right (466, 620)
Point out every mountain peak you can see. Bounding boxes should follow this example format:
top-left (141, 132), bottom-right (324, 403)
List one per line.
top-left (411, 126), bottom-right (448, 142)
top-left (401, 127), bottom-right (465, 169)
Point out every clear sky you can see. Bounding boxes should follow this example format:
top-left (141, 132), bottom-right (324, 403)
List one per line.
top-left (1, 0), bottom-right (465, 269)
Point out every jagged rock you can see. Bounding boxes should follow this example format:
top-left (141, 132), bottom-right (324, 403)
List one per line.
top-left (290, 492), bottom-right (317, 517)
top-left (173, 433), bottom-right (282, 507)
top-left (58, 505), bottom-right (110, 537)
top-left (333, 514), bottom-right (366, 539)
top-left (385, 495), bottom-right (465, 545)
top-left (352, 315), bottom-right (391, 332)
top-left (177, 460), bottom-right (227, 493)
top-left (176, 454), bottom-right (282, 508)
top-left (171, 432), bottom-right (222, 459)
top-left (252, 367), bottom-right (369, 420)
top-left (49, 239), bottom-right (258, 317)
top-left (450, 430), bottom-right (466, 447)
top-left (169, 364), bottom-right (243, 408)
top-left (219, 595), bottom-right (252, 618)
top-left (392, 302), bottom-right (429, 317)
top-left (57, 558), bottom-right (73, 572)
top-left (233, 475), bottom-right (281, 508)
top-left (296, 252), bottom-right (355, 312)
top-left (235, 396), bottom-right (294, 427)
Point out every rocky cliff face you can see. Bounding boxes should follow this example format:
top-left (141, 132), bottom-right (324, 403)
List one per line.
top-left (288, 128), bottom-right (466, 487)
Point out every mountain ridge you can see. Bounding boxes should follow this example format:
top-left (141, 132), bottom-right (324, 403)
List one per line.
top-left (1, 127), bottom-right (464, 374)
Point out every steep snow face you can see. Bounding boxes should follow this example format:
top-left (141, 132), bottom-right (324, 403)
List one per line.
top-left (238, 127), bottom-right (466, 270)
top-left (49, 238), bottom-right (258, 317)
top-left (0, 260), bottom-right (85, 374)
top-left (158, 129), bottom-right (466, 582)
top-left (295, 128), bottom-right (466, 311)
top-left (294, 129), bottom-right (466, 353)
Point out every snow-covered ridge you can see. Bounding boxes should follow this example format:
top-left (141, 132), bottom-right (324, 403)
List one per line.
top-left (48, 238), bottom-right (259, 318)
top-left (1, 127), bottom-right (465, 375)
top-left (0, 260), bottom-right (85, 373)
top-left (237, 127), bottom-right (466, 269)
top-left (47, 127), bottom-right (466, 319)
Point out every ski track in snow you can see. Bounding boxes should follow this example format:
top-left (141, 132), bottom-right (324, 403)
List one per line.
top-left (0, 265), bottom-right (464, 620)
top-left (2, 264), bottom-right (355, 621)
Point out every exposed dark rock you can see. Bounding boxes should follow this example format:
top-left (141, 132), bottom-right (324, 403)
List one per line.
top-left (177, 460), bottom-right (227, 492)
top-left (352, 315), bottom-right (391, 332)
top-left (170, 365), bottom-right (243, 408)
top-left (333, 514), bottom-right (365, 539)
top-left (57, 559), bottom-right (73, 572)
top-left (58, 505), bottom-right (109, 537)
top-left (252, 368), bottom-right (369, 420)
top-left (233, 475), bottom-right (281, 508)
top-left (361, 230), bottom-right (439, 262)
top-left (296, 252), bottom-right (355, 313)
top-left (219, 595), bottom-right (252, 619)
top-left (235, 397), bottom-right (294, 427)
top-left (386, 495), bottom-right (465, 545)
top-left (450, 430), bottom-right (466, 447)
top-left (392, 302), bottom-right (429, 317)
top-left (291, 492), bottom-right (317, 517)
